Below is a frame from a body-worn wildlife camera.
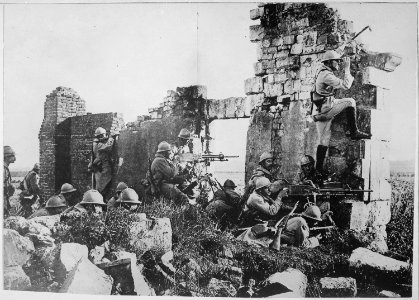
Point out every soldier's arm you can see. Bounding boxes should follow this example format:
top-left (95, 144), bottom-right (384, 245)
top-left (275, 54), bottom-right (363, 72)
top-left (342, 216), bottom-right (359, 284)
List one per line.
top-left (248, 196), bottom-right (281, 216)
top-left (98, 137), bottom-right (115, 150)
top-left (322, 70), bottom-right (354, 90)
top-left (29, 174), bottom-right (41, 195)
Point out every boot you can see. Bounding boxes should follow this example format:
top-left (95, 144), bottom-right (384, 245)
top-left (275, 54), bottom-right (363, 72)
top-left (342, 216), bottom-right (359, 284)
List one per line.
top-left (315, 145), bottom-right (328, 174)
top-left (345, 107), bottom-right (371, 140)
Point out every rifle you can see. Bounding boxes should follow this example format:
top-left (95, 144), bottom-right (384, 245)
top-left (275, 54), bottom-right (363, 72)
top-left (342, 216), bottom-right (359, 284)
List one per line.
top-left (270, 201), bottom-right (299, 250)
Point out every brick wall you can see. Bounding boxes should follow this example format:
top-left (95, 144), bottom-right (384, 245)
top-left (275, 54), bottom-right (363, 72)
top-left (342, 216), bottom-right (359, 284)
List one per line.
top-left (244, 3), bottom-right (401, 231)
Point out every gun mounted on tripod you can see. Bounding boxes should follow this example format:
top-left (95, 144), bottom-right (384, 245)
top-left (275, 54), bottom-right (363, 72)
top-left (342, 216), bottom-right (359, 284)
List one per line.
top-left (197, 153), bottom-right (239, 166)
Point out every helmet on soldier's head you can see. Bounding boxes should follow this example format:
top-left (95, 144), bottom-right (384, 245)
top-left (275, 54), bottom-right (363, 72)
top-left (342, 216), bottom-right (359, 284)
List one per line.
top-left (33, 163), bottom-right (40, 171)
top-left (46, 195), bottom-right (67, 208)
top-left (60, 183), bottom-right (77, 194)
top-left (117, 188), bottom-right (141, 204)
top-left (94, 127), bottom-right (107, 137)
top-left (300, 155), bottom-right (315, 166)
top-left (255, 177), bottom-right (271, 191)
top-left (157, 141), bottom-right (171, 153)
top-left (80, 189), bottom-right (106, 206)
top-left (321, 50), bottom-right (342, 62)
top-left (116, 182), bottom-right (128, 193)
top-left (223, 179), bottom-right (237, 189)
top-left (178, 128), bottom-right (192, 140)
top-left (4, 146), bottom-right (15, 157)
top-left (259, 152), bottom-right (274, 164)
top-left (302, 205), bottom-right (322, 222)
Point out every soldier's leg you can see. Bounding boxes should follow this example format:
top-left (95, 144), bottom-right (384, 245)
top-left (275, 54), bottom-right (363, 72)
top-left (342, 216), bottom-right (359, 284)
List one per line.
top-left (160, 183), bottom-right (189, 205)
top-left (315, 120), bottom-right (332, 173)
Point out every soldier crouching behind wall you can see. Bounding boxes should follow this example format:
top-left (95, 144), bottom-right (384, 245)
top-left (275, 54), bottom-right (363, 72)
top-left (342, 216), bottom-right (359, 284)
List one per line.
top-left (149, 141), bottom-right (190, 205)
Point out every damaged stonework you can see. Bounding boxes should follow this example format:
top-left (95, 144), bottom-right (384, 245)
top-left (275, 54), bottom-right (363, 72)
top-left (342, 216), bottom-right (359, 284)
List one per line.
top-left (244, 3), bottom-right (401, 236)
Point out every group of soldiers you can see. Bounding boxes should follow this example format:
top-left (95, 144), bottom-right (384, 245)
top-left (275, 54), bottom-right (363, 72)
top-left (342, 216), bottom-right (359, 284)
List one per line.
top-left (3, 50), bottom-right (369, 251)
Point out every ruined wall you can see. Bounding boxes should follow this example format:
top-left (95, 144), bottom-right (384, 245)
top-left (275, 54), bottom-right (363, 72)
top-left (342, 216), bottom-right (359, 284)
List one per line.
top-left (245, 3), bottom-right (401, 231)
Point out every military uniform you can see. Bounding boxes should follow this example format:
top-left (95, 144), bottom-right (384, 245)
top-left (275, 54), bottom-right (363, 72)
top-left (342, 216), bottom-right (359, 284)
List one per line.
top-left (151, 153), bottom-right (189, 205)
top-left (3, 165), bottom-right (14, 217)
top-left (241, 191), bottom-right (283, 227)
top-left (206, 189), bottom-right (241, 222)
top-left (90, 136), bottom-right (115, 199)
top-left (28, 207), bottom-right (50, 219)
top-left (280, 216), bottom-right (319, 248)
top-left (20, 170), bottom-right (41, 217)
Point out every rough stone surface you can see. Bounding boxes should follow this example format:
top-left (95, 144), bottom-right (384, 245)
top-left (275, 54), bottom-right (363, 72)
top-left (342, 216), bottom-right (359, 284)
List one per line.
top-left (128, 217), bottom-right (172, 256)
top-left (207, 278), bottom-right (237, 297)
top-left (320, 277), bottom-right (357, 297)
top-left (4, 216), bottom-right (30, 235)
top-left (60, 243), bottom-right (89, 274)
top-left (349, 247), bottom-right (410, 276)
top-left (265, 268), bottom-right (307, 297)
top-left (27, 220), bottom-right (51, 236)
top-left (3, 265), bottom-right (32, 290)
top-left (3, 229), bottom-right (35, 267)
top-left (379, 290), bottom-right (401, 297)
top-left (60, 256), bottom-right (113, 294)
top-left (28, 214), bottom-right (61, 230)
top-left (89, 245), bottom-right (106, 265)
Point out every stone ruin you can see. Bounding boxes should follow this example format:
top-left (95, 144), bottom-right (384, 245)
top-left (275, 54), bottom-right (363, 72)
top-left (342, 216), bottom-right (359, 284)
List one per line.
top-left (38, 3), bottom-right (401, 245)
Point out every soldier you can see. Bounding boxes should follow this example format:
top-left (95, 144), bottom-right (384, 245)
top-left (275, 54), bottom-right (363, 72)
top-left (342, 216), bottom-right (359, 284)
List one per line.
top-left (19, 163), bottom-right (42, 217)
top-left (310, 50), bottom-right (370, 177)
top-left (206, 179), bottom-right (241, 228)
top-left (241, 177), bottom-right (289, 227)
top-left (150, 141), bottom-right (189, 205)
top-left (59, 183), bottom-right (79, 207)
top-left (62, 189), bottom-right (107, 217)
top-left (29, 195), bottom-right (68, 219)
top-left (280, 205), bottom-right (322, 248)
top-left (294, 155), bottom-right (323, 186)
top-left (107, 182), bottom-right (128, 208)
top-left (3, 146), bottom-right (16, 217)
top-left (88, 127), bottom-right (115, 200)
top-left (246, 152), bottom-right (285, 199)
top-left (114, 188), bottom-right (142, 212)
top-left (176, 128), bottom-right (193, 154)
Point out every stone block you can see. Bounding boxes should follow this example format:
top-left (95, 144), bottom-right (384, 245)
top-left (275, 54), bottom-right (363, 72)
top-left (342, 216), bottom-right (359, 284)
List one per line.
top-left (3, 266), bottom-right (31, 290)
top-left (245, 77), bottom-right (264, 95)
top-left (4, 216), bottom-right (30, 235)
top-left (362, 67), bottom-right (391, 89)
top-left (346, 200), bottom-right (391, 231)
top-left (27, 221), bottom-right (51, 236)
top-left (250, 7), bottom-right (264, 20)
top-left (4, 229), bottom-right (35, 267)
top-left (272, 37), bottom-right (284, 47)
top-left (254, 62), bottom-right (265, 75)
top-left (60, 257), bottom-right (113, 294)
top-left (89, 245), bottom-right (106, 265)
top-left (245, 94), bottom-right (265, 115)
top-left (264, 83), bottom-right (283, 97)
top-left (349, 248), bottom-right (410, 277)
top-left (283, 35), bottom-right (295, 45)
top-left (379, 290), bottom-right (401, 297)
top-left (250, 25), bottom-right (265, 42)
top-left (265, 268), bottom-right (307, 297)
top-left (60, 243), bottom-right (89, 274)
top-left (128, 217), bottom-right (172, 257)
top-left (320, 277), bottom-right (357, 297)
top-left (361, 51), bottom-right (402, 72)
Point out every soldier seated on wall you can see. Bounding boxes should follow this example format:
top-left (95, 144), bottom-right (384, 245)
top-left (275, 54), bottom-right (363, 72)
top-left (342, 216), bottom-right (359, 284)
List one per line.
top-left (149, 141), bottom-right (190, 205)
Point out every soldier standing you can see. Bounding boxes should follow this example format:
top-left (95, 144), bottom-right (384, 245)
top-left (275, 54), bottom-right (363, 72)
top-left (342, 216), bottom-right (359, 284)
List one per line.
top-left (3, 146), bottom-right (16, 217)
top-left (88, 127), bottom-right (115, 200)
top-left (310, 50), bottom-right (370, 177)
top-left (19, 163), bottom-right (42, 217)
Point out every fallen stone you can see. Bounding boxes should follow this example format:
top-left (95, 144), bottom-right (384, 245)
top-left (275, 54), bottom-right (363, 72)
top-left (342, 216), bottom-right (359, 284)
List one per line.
top-left (3, 265), bottom-right (31, 290)
top-left (27, 221), bottom-right (51, 236)
top-left (28, 214), bottom-right (60, 230)
top-left (349, 247), bottom-right (410, 277)
top-left (89, 245), bottom-right (106, 264)
top-left (320, 277), bottom-right (357, 297)
top-left (60, 256), bottom-right (113, 294)
top-left (207, 278), bottom-right (237, 297)
top-left (160, 250), bottom-right (176, 275)
top-left (4, 229), bottom-right (35, 267)
top-left (110, 250), bottom-right (137, 262)
top-left (265, 268), bottom-right (307, 297)
top-left (379, 290), bottom-right (401, 297)
top-left (59, 243), bottom-right (89, 274)
top-left (26, 232), bottom-right (55, 248)
top-left (128, 217), bottom-right (172, 257)
top-left (4, 216), bottom-right (30, 235)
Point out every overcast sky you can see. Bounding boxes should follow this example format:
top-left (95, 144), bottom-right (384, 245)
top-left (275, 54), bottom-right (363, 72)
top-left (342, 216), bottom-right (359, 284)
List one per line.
top-left (2, 2), bottom-right (417, 170)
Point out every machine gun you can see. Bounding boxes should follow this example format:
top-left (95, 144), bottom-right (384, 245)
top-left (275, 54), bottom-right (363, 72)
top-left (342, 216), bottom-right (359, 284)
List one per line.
top-left (197, 153), bottom-right (239, 166)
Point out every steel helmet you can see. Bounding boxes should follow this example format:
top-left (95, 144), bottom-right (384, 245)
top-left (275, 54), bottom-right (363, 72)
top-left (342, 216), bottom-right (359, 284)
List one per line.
top-left (178, 128), bottom-right (192, 140)
top-left (223, 179), bottom-right (237, 188)
top-left (46, 195), bottom-right (67, 208)
top-left (300, 155), bottom-right (315, 166)
top-left (321, 50), bottom-right (342, 62)
top-left (255, 177), bottom-right (271, 190)
top-left (94, 127), bottom-right (107, 137)
top-left (116, 182), bottom-right (128, 192)
top-left (157, 141), bottom-right (171, 153)
top-left (259, 151), bottom-right (274, 163)
top-left (33, 163), bottom-right (40, 171)
top-left (60, 183), bottom-right (77, 194)
top-left (302, 205), bottom-right (322, 222)
top-left (117, 188), bottom-right (141, 204)
top-left (4, 146), bottom-right (15, 157)
top-left (80, 189), bottom-right (106, 206)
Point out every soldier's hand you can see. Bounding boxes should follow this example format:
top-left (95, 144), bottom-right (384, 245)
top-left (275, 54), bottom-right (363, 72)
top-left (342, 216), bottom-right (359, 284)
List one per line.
top-left (270, 180), bottom-right (286, 194)
top-left (277, 188), bottom-right (288, 199)
top-left (343, 56), bottom-right (351, 70)
top-left (315, 233), bottom-right (323, 240)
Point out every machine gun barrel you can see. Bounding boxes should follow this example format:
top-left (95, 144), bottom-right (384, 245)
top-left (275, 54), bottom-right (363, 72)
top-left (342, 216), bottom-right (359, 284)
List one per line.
top-left (318, 189), bottom-right (373, 193)
top-left (200, 153), bottom-right (239, 161)
top-left (310, 226), bottom-right (335, 231)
